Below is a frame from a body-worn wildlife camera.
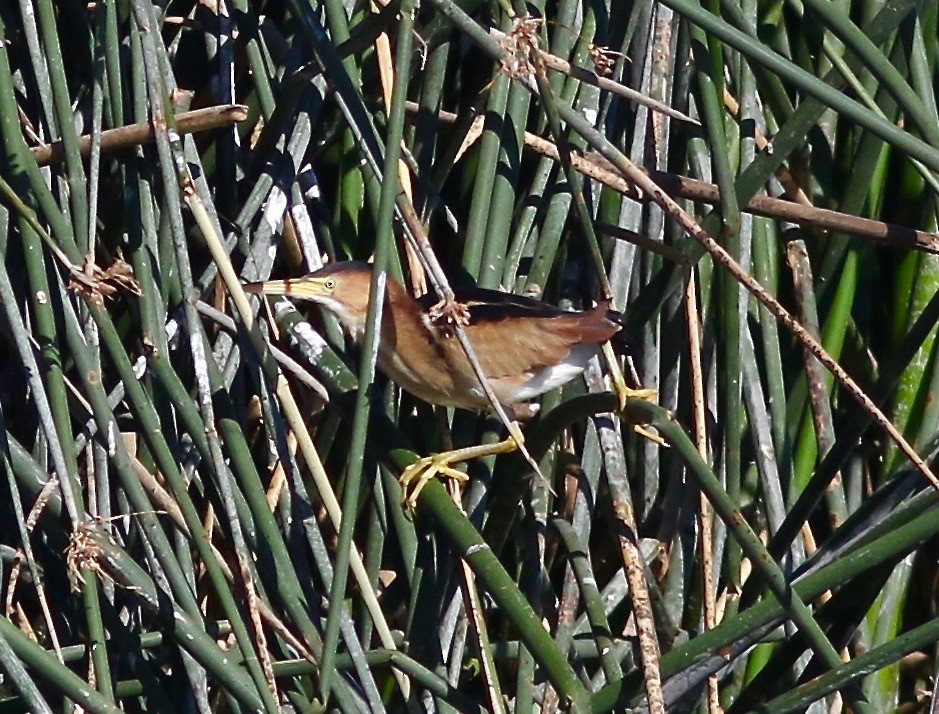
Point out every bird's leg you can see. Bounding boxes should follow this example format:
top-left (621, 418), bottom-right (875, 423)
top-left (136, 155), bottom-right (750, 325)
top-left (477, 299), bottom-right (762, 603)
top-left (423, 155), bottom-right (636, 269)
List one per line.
top-left (602, 341), bottom-right (658, 407)
top-left (399, 436), bottom-right (520, 509)
top-left (601, 342), bottom-right (665, 446)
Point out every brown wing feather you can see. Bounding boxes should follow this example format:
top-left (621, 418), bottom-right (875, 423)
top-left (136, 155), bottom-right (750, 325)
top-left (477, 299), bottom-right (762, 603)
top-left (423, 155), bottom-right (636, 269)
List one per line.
top-left (436, 303), bottom-right (620, 380)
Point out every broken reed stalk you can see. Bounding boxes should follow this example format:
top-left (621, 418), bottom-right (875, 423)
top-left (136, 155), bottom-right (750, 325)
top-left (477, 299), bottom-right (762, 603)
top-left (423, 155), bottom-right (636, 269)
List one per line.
top-left (30, 104), bottom-right (249, 166)
top-left (404, 101), bottom-right (939, 254)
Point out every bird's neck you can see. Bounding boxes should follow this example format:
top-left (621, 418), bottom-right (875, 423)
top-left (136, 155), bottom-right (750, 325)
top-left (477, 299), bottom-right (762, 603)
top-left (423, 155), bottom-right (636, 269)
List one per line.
top-left (339, 276), bottom-right (426, 343)
top-left (383, 278), bottom-right (429, 341)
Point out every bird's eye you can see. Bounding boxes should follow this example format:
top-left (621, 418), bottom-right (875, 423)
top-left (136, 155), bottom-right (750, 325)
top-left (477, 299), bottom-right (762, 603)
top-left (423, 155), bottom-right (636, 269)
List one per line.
top-left (324, 278), bottom-right (336, 290)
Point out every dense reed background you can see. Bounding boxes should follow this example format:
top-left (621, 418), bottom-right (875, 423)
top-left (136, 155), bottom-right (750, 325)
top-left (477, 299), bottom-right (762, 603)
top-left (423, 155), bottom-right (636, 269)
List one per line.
top-left (1, 0), bottom-right (939, 711)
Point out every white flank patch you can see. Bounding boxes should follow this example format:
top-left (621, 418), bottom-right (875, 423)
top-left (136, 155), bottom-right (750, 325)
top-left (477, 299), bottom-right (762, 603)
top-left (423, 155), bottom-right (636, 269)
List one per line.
top-left (511, 344), bottom-right (597, 402)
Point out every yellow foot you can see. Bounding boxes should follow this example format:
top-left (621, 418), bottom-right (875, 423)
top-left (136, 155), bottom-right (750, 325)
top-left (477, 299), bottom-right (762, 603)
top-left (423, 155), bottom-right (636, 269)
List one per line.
top-left (619, 391), bottom-right (665, 446)
top-left (399, 456), bottom-right (469, 510)
top-left (399, 436), bottom-right (519, 509)
top-left (633, 423), bottom-right (668, 447)
top-left (611, 368), bottom-right (661, 444)
top-left (618, 386), bottom-right (659, 405)
top-left (602, 341), bottom-right (658, 410)
top-left (601, 341), bottom-right (663, 444)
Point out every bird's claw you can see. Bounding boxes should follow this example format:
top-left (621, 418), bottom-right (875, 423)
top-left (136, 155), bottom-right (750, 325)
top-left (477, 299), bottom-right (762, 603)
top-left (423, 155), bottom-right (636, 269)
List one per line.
top-left (399, 454), bottom-right (469, 509)
top-left (616, 386), bottom-right (659, 410)
top-left (612, 382), bottom-right (665, 446)
top-left (632, 423), bottom-right (668, 447)
top-left (602, 341), bottom-right (657, 411)
top-left (398, 436), bottom-right (520, 509)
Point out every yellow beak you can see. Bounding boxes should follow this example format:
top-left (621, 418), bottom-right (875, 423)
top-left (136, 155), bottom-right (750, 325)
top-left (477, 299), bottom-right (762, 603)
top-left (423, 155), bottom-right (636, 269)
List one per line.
top-left (242, 278), bottom-right (330, 301)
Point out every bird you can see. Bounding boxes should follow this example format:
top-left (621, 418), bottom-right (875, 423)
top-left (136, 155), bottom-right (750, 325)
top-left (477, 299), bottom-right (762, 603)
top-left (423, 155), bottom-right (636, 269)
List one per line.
top-left (245, 261), bottom-right (653, 506)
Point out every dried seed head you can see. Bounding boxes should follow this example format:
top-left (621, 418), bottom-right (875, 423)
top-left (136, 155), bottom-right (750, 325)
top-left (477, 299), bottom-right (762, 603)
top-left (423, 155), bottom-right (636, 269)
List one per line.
top-left (499, 16), bottom-right (544, 82)
top-left (69, 255), bottom-right (142, 305)
top-left (427, 298), bottom-right (471, 338)
top-left (588, 44), bottom-right (625, 77)
top-left (66, 521), bottom-right (108, 593)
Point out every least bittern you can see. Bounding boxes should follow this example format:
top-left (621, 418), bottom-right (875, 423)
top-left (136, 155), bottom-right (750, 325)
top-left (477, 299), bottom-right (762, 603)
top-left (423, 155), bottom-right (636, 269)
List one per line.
top-left (246, 262), bottom-right (653, 506)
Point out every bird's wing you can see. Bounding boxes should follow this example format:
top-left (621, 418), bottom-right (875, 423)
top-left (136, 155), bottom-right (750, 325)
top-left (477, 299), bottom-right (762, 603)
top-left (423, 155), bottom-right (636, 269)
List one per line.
top-left (431, 295), bottom-right (620, 380)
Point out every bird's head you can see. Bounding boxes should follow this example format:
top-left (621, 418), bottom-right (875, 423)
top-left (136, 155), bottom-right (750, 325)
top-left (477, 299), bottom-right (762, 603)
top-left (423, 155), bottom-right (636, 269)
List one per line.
top-left (244, 261), bottom-right (374, 335)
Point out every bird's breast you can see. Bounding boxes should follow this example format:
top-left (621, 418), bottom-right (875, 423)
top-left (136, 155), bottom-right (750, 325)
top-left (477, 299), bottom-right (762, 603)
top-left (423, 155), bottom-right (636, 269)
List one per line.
top-left (376, 341), bottom-right (481, 409)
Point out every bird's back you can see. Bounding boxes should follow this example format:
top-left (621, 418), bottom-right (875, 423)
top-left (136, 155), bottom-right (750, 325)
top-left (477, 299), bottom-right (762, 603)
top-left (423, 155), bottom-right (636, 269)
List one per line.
top-left (406, 287), bottom-right (621, 408)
